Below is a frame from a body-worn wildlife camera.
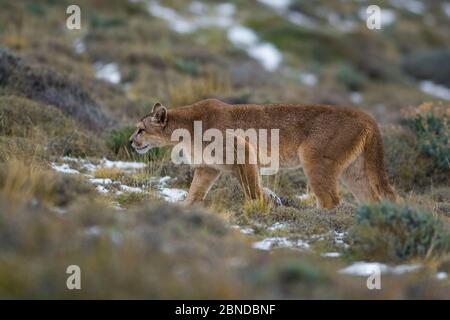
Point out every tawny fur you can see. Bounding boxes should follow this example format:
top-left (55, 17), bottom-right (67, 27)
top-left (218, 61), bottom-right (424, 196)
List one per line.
top-left (129, 99), bottom-right (397, 209)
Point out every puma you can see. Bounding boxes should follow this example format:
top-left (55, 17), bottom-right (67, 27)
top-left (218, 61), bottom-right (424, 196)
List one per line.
top-left (129, 99), bottom-right (397, 209)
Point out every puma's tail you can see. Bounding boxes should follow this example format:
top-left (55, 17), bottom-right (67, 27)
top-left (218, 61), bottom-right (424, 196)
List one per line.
top-left (363, 124), bottom-right (398, 203)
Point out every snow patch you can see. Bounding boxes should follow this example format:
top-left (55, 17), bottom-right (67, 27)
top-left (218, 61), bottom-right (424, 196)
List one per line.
top-left (389, 0), bottom-right (425, 14)
top-left (298, 72), bottom-right (318, 86)
top-left (227, 26), bottom-right (258, 47)
top-left (419, 81), bottom-right (450, 100)
top-left (100, 158), bottom-right (147, 170)
top-left (89, 178), bottom-right (113, 185)
top-left (268, 222), bottom-right (289, 231)
top-left (286, 11), bottom-right (317, 28)
top-left (73, 37), bottom-right (85, 54)
top-left (51, 163), bottom-right (80, 174)
top-left (324, 12), bottom-right (356, 32)
top-left (231, 225), bottom-right (255, 235)
top-left (259, 0), bottom-right (317, 29)
top-left (321, 252), bottom-right (341, 258)
top-left (350, 92), bottom-right (363, 104)
top-left (253, 237), bottom-right (310, 251)
top-left (120, 185), bottom-right (143, 193)
top-left (96, 185), bottom-right (109, 193)
top-left (444, 3), bottom-right (450, 18)
top-left (258, 0), bottom-right (291, 11)
top-left (436, 272), bottom-right (448, 280)
top-left (147, 1), bottom-right (235, 32)
top-left (147, 1), bottom-right (282, 71)
top-left (228, 27), bottom-right (282, 72)
top-left (334, 231), bottom-right (349, 248)
top-left (151, 175), bottom-right (187, 202)
top-left (160, 187), bottom-right (187, 202)
top-left (95, 62), bottom-right (121, 84)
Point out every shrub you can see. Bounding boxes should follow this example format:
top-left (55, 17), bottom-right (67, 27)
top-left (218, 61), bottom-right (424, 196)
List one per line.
top-left (106, 126), bottom-right (135, 156)
top-left (382, 126), bottom-right (436, 189)
top-left (335, 62), bottom-right (367, 91)
top-left (0, 49), bottom-right (112, 130)
top-left (0, 96), bottom-right (106, 157)
top-left (0, 95), bottom-right (70, 138)
top-left (349, 201), bottom-right (450, 262)
top-left (90, 14), bottom-right (126, 29)
top-left (0, 159), bottom-right (94, 207)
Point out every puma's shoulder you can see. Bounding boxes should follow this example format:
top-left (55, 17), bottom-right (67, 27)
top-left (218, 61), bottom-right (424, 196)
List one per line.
top-left (192, 98), bottom-right (229, 109)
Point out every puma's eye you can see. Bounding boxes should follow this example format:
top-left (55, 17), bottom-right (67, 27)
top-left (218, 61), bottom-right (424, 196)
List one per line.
top-left (137, 128), bottom-right (144, 135)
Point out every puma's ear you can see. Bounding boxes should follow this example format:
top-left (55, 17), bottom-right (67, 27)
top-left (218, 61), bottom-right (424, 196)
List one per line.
top-left (152, 103), bottom-right (167, 126)
top-left (151, 102), bottom-right (162, 113)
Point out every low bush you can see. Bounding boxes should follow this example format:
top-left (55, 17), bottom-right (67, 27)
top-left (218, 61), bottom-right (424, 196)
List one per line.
top-left (405, 103), bottom-right (449, 170)
top-left (382, 126), bottom-right (436, 189)
top-left (349, 201), bottom-right (450, 262)
top-left (0, 96), bottom-right (106, 157)
top-left (335, 62), bottom-right (367, 91)
top-left (0, 159), bottom-right (94, 207)
top-left (106, 126), bottom-right (135, 156)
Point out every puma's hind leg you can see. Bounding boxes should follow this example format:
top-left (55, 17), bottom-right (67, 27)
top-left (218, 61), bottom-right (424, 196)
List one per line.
top-left (340, 155), bottom-right (377, 203)
top-left (301, 160), bottom-right (341, 209)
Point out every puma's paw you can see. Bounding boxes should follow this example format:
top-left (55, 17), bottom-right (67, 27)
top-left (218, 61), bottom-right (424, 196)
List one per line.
top-left (263, 187), bottom-right (282, 206)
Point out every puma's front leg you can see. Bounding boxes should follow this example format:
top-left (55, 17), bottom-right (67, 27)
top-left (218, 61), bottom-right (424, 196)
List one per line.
top-left (184, 166), bottom-right (221, 205)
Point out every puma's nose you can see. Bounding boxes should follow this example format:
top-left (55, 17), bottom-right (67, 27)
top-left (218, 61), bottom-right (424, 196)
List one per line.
top-left (128, 139), bottom-right (133, 148)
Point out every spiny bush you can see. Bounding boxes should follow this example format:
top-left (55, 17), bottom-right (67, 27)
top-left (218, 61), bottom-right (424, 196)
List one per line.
top-left (349, 201), bottom-right (450, 262)
top-left (405, 103), bottom-right (449, 170)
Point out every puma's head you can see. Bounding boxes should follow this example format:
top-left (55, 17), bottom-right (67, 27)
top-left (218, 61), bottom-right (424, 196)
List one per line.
top-left (129, 102), bottom-right (168, 154)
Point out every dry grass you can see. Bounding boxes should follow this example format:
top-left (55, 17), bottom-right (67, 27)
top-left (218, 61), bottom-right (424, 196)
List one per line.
top-left (94, 167), bottom-right (123, 180)
top-left (0, 159), bottom-right (57, 206)
top-left (243, 197), bottom-right (272, 216)
top-left (167, 71), bottom-right (232, 106)
top-left (0, 158), bottom-right (95, 208)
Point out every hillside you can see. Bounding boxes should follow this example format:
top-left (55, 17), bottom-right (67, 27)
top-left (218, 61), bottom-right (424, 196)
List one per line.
top-left (0, 0), bottom-right (449, 298)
